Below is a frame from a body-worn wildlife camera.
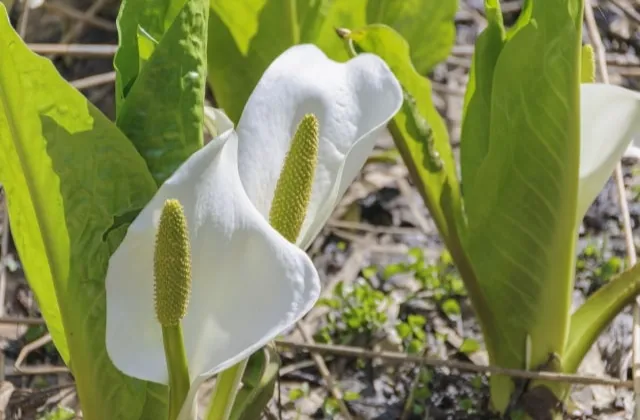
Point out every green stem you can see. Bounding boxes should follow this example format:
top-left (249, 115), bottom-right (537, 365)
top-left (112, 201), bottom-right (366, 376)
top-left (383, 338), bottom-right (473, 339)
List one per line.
top-left (162, 324), bottom-right (191, 420)
top-left (206, 359), bottom-right (249, 420)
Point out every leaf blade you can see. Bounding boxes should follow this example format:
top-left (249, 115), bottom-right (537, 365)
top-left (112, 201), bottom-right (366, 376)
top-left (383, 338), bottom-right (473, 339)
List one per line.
top-left (0, 8), bottom-right (166, 418)
top-left (114, 0), bottom-right (188, 108)
top-left (365, 0), bottom-right (458, 73)
top-left (116, 0), bottom-right (209, 185)
top-left (566, 262), bottom-right (640, 372)
top-left (461, 0), bottom-right (582, 388)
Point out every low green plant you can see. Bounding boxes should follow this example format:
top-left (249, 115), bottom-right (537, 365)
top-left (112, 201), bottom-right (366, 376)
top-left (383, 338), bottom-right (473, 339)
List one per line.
top-left (396, 314), bottom-right (428, 354)
top-left (317, 280), bottom-right (389, 345)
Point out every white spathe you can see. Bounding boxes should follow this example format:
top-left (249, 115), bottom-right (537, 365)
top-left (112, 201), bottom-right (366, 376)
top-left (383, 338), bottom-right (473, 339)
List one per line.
top-left (105, 43), bottom-right (402, 393)
top-left (236, 45), bottom-right (403, 248)
top-left (579, 83), bottom-right (640, 220)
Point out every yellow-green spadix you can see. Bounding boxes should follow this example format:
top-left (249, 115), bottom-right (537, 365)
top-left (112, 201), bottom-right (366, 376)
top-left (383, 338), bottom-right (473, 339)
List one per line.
top-left (154, 199), bottom-right (191, 326)
top-left (269, 114), bottom-right (319, 242)
top-left (104, 44), bottom-right (402, 416)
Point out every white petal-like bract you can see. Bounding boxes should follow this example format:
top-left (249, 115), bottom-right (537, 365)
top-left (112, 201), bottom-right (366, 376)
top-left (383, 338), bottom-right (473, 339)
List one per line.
top-left (235, 45), bottom-right (403, 248)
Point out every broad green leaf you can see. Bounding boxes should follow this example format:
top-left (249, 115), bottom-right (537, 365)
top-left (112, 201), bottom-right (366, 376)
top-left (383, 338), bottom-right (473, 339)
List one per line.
top-left (460, 0), bottom-right (583, 410)
top-left (207, 0), bottom-right (299, 122)
top-left (366, 0), bottom-right (458, 73)
top-left (0, 7), bottom-right (68, 363)
top-left (299, 0), bottom-right (367, 62)
top-left (207, 0), bottom-right (457, 123)
top-left (211, 0), bottom-right (267, 53)
top-left (343, 24), bottom-right (497, 356)
top-left (115, 0), bottom-right (188, 108)
top-left (116, 0), bottom-right (209, 185)
top-left (565, 262), bottom-right (640, 373)
top-left (0, 8), bottom-right (166, 419)
top-left (460, 0), bottom-right (505, 186)
top-left (307, 0), bottom-right (458, 68)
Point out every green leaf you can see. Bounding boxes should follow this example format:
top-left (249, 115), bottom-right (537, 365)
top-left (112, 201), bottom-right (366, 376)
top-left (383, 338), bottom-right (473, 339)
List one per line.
top-left (323, 397), bottom-right (341, 416)
top-left (211, 0), bottom-right (266, 53)
top-left (207, 0), bottom-right (299, 123)
top-left (459, 338), bottom-right (481, 354)
top-left (343, 391), bottom-right (361, 401)
top-left (440, 298), bottom-right (460, 317)
top-left (565, 262), bottom-right (640, 372)
top-left (407, 314), bottom-right (426, 328)
top-left (230, 343), bottom-right (281, 420)
top-left (114, 0), bottom-right (187, 107)
top-left (289, 388), bottom-right (304, 401)
top-left (382, 262), bottom-right (409, 280)
top-left (365, 0), bottom-right (458, 73)
top-left (207, 0), bottom-right (457, 123)
top-left (37, 407), bottom-right (75, 420)
top-left (460, 0), bottom-right (505, 185)
top-left (0, 7), bottom-right (166, 418)
top-left (460, 0), bottom-right (583, 411)
top-left (407, 339), bottom-right (424, 354)
top-left (116, 0), bottom-right (209, 185)
top-left (343, 24), bottom-right (496, 358)
top-left (299, 0), bottom-right (367, 62)
top-left (396, 322), bottom-right (412, 339)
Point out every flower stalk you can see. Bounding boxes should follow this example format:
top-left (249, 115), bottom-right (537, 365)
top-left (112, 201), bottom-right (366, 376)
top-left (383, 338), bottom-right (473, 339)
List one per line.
top-left (154, 199), bottom-right (192, 420)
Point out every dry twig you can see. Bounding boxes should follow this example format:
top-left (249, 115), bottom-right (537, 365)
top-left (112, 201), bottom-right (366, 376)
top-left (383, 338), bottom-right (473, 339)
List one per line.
top-left (14, 334), bottom-right (69, 375)
top-left (43, 1), bottom-right (116, 32)
top-left (0, 195), bottom-right (9, 318)
top-left (71, 71), bottom-right (116, 90)
top-left (293, 323), bottom-right (352, 419)
top-left (28, 43), bottom-right (117, 57)
top-left (276, 340), bottom-right (634, 389)
top-left (58, 0), bottom-right (111, 47)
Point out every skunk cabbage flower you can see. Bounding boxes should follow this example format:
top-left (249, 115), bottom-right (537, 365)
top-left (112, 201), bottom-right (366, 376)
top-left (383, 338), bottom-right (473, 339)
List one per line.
top-left (105, 43), bottom-right (402, 396)
top-left (579, 83), bottom-right (640, 220)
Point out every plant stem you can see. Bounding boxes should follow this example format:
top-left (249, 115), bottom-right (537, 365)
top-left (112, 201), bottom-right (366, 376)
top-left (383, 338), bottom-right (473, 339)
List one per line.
top-left (162, 325), bottom-right (191, 420)
top-left (206, 359), bottom-right (249, 420)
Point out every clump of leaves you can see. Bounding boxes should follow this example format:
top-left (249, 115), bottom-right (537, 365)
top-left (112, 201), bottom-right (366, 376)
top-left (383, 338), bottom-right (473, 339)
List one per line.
top-left (396, 314), bottom-right (428, 354)
top-left (576, 241), bottom-right (624, 294)
top-left (37, 407), bottom-right (75, 420)
top-left (316, 279), bottom-right (389, 344)
top-left (406, 368), bottom-right (433, 416)
top-left (384, 249), bottom-right (466, 319)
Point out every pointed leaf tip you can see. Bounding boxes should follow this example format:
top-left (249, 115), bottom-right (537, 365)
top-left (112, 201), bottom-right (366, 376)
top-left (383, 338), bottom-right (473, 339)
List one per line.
top-left (269, 114), bottom-right (319, 243)
top-left (154, 199), bottom-right (192, 326)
